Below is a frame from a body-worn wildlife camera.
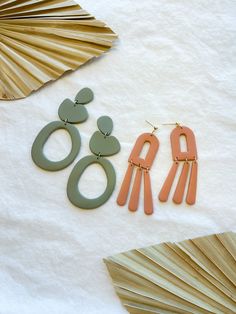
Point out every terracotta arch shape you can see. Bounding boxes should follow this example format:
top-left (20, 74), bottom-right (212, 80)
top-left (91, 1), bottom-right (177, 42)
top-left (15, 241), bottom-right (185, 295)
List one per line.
top-left (171, 126), bottom-right (197, 161)
top-left (159, 125), bottom-right (198, 205)
top-left (117, 132), bottom-right (159, 215)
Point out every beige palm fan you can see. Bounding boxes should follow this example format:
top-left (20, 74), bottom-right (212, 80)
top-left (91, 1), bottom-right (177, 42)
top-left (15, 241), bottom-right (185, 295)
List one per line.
top-left (105, 232), bottom-right (236, 314)
top-left (0, 0), bottom-right (117, 100)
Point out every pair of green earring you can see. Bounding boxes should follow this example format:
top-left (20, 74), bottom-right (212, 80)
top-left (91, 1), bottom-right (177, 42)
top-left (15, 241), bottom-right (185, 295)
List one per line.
top-left (31, 88), bottom-right (120, 209)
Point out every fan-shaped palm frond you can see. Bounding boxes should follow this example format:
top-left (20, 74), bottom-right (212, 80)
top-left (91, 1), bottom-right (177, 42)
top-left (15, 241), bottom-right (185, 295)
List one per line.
top-left (0, 0), bottom-right (117, 100)
top-left (105, 232), bottom-right (236, 314)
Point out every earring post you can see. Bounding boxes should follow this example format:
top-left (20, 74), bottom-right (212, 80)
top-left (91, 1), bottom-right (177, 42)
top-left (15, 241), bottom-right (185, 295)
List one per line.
top-left (162, 122), bottom-right (180, 126)
top-left (145, 120), bottom-right (158, 133)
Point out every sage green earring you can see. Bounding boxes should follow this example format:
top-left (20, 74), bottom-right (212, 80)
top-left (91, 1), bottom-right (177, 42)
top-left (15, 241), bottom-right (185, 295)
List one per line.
top-left (31, 88), bottom-right (93, 171)
top-left (67, 116), bottom-right (120, 209)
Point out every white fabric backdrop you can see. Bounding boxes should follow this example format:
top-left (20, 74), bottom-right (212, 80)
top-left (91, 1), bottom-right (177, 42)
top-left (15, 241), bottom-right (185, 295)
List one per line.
top-left (0, 1), bottom-right (236, 313)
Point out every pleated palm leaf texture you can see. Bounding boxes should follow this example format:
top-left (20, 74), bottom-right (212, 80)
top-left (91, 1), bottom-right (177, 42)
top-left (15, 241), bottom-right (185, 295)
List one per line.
top-left (105, 232), bottom-right (236, 314)
top-left (0, 0), bottom-right (117, 100)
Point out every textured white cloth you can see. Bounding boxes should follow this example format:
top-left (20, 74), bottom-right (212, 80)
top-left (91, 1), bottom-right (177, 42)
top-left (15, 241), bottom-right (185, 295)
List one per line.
top-left (0, 1), bottom-right (236, 313)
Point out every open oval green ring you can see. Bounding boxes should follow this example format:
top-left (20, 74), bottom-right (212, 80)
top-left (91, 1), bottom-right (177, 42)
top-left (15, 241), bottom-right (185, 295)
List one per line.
top-left (31, 120), bottom-right (81, 171)
top-left (67, 155), bottom-right (116, 209)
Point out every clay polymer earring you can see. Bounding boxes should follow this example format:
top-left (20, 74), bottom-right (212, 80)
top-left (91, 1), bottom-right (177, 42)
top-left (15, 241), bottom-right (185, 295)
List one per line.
top-left (67, 116), bottom-right (120, 209)
top-left (31, 88), bottom-right (93, 171)
top-left (159, 123), bottom-right (198, 205)
top-left (117, 121), bottom-right (159, 215)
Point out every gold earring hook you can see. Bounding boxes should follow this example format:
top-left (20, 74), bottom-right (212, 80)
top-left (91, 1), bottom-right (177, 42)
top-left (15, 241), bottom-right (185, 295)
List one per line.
top-left (145, 120), bottom-right (158, 134)
top-left (162, 122), bottom-right (182, 128)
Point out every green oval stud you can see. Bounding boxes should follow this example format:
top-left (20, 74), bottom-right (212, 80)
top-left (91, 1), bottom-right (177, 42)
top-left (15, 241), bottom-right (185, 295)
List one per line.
top-left (58, 98), bottom-right (88, 123)
top-left (67, 155), bottom-right (116, 209)
top-left (89, 131), bottom-right (120, 156)
top-left (97, 116), bottom-right (113, 135)
top-left (31, 121), bottom-right (81, 171)
top-left (75, 87), bottom-right (94, 104)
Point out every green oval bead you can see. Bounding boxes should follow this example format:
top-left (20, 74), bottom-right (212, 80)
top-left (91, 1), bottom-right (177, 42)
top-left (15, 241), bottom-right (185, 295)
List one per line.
top-left (89, 131), bottom-right (120, 156)
top-left (75, 87), bottom-right (94, 104)
top-left (31, 121), bottom-right (81, 171)
top-left (97, 116), bottom-right (113, 135)
top-left (58, 98), bottom-right (88, 123)
top-left (67, 155), bottom-right (116, 209)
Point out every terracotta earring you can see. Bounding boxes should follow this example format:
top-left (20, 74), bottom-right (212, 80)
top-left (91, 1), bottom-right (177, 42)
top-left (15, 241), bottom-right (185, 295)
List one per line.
top-left (159, 123), bottom-right (198, 205)
top-left (117, 121), bottom-right (159, 215)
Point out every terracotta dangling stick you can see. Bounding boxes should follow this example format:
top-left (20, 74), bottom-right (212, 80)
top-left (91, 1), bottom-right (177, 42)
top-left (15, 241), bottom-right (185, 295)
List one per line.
top-left (117, 132), bottom-right (159, 215)
top-left (159, 125), bottom-right (198, 205)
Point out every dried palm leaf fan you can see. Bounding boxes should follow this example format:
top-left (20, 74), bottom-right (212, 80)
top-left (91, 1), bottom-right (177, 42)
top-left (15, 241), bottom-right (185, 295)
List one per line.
top-left (105, 232), bottom-right (236, 314)
top-left (0, 0), bottom-right (117, 100)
